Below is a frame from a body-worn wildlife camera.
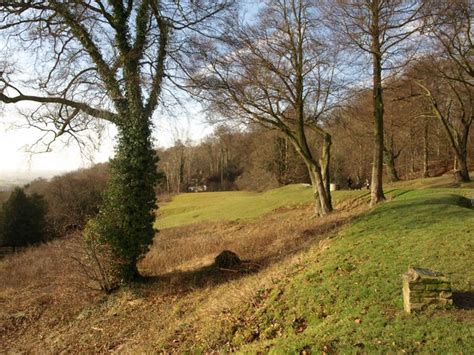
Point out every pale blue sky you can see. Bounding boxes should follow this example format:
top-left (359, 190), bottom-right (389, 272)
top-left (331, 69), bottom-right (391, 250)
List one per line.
top-left (0, 46), bottom-right (214, 179)
top-left (0, 2), bottom-right (272, 179)
top-left (0, 102), bottom-right (213, 178)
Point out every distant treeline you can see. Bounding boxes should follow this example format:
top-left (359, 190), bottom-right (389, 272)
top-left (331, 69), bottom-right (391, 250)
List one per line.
top-left (158, 82), bottom-right (474, 195)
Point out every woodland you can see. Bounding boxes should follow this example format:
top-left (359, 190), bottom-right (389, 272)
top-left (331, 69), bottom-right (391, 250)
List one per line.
top-left (0, 1), bottom-right (473, 352)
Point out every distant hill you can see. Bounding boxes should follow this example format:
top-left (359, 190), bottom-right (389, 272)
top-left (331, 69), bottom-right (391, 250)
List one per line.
top-left (0, 170), bottom-right (66, 191)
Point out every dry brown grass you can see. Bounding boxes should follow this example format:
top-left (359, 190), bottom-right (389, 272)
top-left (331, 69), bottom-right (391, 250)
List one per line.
top-left (0, 199), bottom-right (366, 353)
top-left (0, 237), bottom-right (99, 351)
top-left (140, 203), bottom-right (362, 277)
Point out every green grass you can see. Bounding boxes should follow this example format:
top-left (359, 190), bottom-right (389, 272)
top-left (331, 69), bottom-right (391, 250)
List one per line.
top-left (156, 184), bottom-right (363, 229)
top-left (196, 188), bottom-right (474, 353)
top-left (156, 174), bottom-right (474, 230)
top-left (386, 175), bottom-right (474, 190)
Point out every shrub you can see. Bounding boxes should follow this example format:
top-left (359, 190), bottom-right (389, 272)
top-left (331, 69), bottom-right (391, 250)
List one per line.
top-left (68, 228), bottom-right (119, 294)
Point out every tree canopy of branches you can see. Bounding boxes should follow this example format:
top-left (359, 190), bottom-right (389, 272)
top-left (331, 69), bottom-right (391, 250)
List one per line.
top-left (0, 1), bottom-right (230, 280)
top-left (414, 0), bottom-right (473, 181)
top-left (188, 0), bottom-right (341, 216)
top-left (328, 0), bottom-right (425, 205)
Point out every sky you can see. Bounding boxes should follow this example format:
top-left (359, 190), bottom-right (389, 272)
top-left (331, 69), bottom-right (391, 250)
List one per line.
top-left (0, 111), bottom-right (115, 176)
top-left (0, 38), bottom-right (213, 179)
top-left (0, 102), bottom-right (214, 179)
top-left (0, 1), bottom-right (258, 180)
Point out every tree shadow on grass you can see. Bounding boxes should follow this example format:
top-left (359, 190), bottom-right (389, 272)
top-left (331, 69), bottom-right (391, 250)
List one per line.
top-left (453, 291), bottom-right (474, 310)
top-left (136, 260), bottom-right (260, 295)
top-left (137, 228), bottom-right (331, 295)
top-left (137, 204), bottom-right (367, 296)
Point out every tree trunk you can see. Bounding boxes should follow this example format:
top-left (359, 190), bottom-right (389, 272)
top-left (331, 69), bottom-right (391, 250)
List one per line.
top-left (311, 184), bottom-right (322, 217)
top-left (370, 50), bottom-right (386, 206)
top-left (423, 123), bottom-right (429, 178)
top-left (220, 152), bottom-right (224, 188)
top-left (292, 130), bottom-right (333, 217)
top-left (307, 162), bottom-right (332, 217)
top-left (455, 150), bottom-right (470, 182)
top-left (437, 114), bottom-right (471, 183)
top-left (425, 89), bottom-right (472, 182)
top-left (91, 114), bottom-right (158, 281)
top-left (383, 148), bottom-right (400, 182)
top-left (320, 133), bottom-right (333, 211)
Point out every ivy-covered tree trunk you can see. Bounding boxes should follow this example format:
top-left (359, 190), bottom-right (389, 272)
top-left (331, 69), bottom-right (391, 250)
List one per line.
top-left (90, 115), bottom-right (158, 280)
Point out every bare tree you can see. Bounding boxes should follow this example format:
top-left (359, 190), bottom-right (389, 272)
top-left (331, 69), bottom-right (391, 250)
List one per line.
top-left (414, 64), bottom-right (472, 182)
top-left (0, 1), bottom-right (230, 280)
top-left (414, 0), bottom-right (473, 182)
top-left (327, 0), bottom-right (425, 205)
top-left (423, 0), bottom-right (473, 86)
top-left (188, 0), bottom-right (341, 216)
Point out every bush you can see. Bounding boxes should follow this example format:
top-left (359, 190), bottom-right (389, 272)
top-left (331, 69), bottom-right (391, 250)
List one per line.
top-left (68, 229), bottom-right (119, 294)
top-left (0, 187), bottom-right (48, 250)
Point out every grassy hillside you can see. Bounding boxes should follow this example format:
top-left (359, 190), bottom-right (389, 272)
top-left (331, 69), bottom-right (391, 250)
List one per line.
top-left (1, 178), bottom-right (473, 353)
top-left (157, 177), bottom-right (474, 229)
top-left (386, 175), bottom-right (474, 190)
top-left (190, 189), bottom-right (474, 353)
top-left (156, 184), bottom-right (362, 229)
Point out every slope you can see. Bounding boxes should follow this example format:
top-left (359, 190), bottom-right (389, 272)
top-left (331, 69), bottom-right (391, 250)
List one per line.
top-left (1, 180), bottom-right (472, 353)
top-left (156, 184), bottom-right (363, 229)
top-left (193, 189), bottom-right (474, 353)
